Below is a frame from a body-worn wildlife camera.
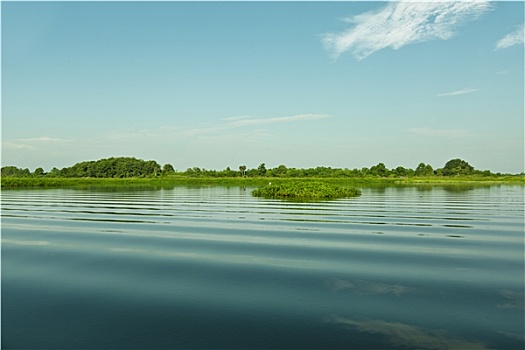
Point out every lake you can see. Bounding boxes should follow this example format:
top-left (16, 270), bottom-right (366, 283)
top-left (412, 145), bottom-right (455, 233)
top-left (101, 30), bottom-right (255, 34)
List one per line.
top-left (1, 185), bottom-right (524, 349)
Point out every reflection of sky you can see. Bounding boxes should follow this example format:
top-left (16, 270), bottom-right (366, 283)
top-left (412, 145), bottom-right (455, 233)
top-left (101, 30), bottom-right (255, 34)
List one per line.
top-left (327, 316), bottom-right (487, 350)
top-left (329, 279), bottom-right (410, 296)
top-left (498, 290), bottom-right (525, 310)
top-left (2, 239), bottom-right (50, 246)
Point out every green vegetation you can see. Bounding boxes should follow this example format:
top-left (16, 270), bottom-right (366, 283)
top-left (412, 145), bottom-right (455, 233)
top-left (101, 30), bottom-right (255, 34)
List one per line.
top-left (1, 157), bottom-right (523, 189)
top-left (252, 181), bottom-right (361, 200)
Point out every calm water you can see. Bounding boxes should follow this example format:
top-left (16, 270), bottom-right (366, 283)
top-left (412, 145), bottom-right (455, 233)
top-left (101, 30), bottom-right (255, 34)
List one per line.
top-left (2, 185), bottom-right (524, 349)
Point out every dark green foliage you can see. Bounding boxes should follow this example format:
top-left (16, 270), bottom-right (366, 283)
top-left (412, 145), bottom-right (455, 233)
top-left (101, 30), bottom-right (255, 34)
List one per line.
top-left (370, 163), bottom-right (389, 177)
top-left (162, 163), bottom-right (175, 175)
top-left (440, 158), bottom-right (474, 176)
top-left (415, 163), bottom-right (434, 176)
top-left (252, 181), bottom-right (361, 200)
top-left (257, 163), bottom-right (267, 176)
top-left (2, 157), bottom-right (518, 189)
top-left (1, 166), bottom-right (30, 177)
top-left (33, 167), bottom-right (45, 176)
top-left (45, 157), bottom-right (161, 178)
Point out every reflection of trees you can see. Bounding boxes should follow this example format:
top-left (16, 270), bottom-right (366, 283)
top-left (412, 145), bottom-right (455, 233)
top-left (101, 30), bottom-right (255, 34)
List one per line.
top-left (441, 184), bottom-right (479, 192)
top-left (415, 185), bottom-right (433, 192)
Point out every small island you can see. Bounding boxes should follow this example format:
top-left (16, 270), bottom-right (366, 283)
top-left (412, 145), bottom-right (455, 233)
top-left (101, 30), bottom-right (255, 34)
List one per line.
top-left (252, 181), bottom-right (361, 200)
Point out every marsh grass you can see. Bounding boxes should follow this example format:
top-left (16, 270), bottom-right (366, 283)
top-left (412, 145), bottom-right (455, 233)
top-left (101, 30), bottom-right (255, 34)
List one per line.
top-left (1, 175), bottom-right (523, 189)
top-left (252, 181), bottom-right (361, 200)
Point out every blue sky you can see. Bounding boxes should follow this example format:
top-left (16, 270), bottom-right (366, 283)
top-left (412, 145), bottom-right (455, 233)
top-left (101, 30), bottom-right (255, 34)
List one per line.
top-left (2, 1), bottom-right (524, 173)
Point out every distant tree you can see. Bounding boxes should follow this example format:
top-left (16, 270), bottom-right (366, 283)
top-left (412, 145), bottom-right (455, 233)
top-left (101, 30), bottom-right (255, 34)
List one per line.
top-left (257, 163), bottom-right (267, 176)
top-left (49, 167), bottom-right (60, 177)
top-left (415, 163), bottom-right (434, 176)
top-left (273, 164), bottom-right (288, 177)
top-left (393, 166), bottom-right (408, 177)
top-left (239, 165), bottom-right (247, 177)
top-left (33, 167), bottom-right (45, 177)
top-left (370, 163), bottom-right (389, 177)
top-left (441, 158), bottom-right (474, 176)
top-left (49, 157), bottom-right (163, 178)
top-left (162, 163), bottom-right (175, 175)
top-left (1, 166), bottom-right (20, 176)
top-left (2, 166), bottom-right (31, 177)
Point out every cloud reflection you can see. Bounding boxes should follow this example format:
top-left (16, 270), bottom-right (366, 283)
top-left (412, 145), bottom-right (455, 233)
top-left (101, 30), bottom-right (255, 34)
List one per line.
top-left (498, 290), bottom-right (524, 310)
top-left (2, 239), bottom-right (50, 246)
top-left (329, 279), bottom-right (410, 296)
top-left (327, 316), bottom-right (487, 350)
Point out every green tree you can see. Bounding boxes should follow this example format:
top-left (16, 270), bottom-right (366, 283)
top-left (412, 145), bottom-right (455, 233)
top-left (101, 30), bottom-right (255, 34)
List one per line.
top-left (273, 164), bottom-right (288, 177)
top-left (415, 163), bottom-right (434, 176)
top-left (257, 163), bottom-right (267, 176)
top-left (441, 158), bottom-right (474, 176)
top-left (33, 167), bottom-right (45, 176)
top-left (370, 163), bottom-right (389, 177)
top-left (393, 166), bottom-right (407, 177)
top-left (1, 166), bottom-right (20, 176)
top-left (239, 165), bottom-right (247, 177)
top-left (48, 167), bottom-right (60, 177)
top-left (2, 166), bottom-right (32, 177)
top-left (162, 163), bottom-right (175, 175)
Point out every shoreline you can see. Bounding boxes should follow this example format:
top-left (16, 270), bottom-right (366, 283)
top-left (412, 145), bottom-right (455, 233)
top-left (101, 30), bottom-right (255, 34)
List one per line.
top-left (2, 175), bottom-right (524, 189)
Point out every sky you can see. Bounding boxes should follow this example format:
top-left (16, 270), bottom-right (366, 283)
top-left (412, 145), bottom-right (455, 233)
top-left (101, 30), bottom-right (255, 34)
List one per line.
top-left (2, 1), bottom-right (524, 174)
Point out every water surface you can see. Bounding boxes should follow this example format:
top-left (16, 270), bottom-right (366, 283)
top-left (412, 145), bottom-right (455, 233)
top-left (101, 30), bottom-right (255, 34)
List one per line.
top-left (2, 185), bottom-right (524, 349)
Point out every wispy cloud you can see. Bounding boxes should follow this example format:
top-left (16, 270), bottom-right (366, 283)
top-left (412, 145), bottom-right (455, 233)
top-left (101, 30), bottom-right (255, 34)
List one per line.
top-left (437, 88), bottom-right (479, 97)
top-left (102, 114), bottom-right (331, 142)
top-left (1, 141), bottom-right (35, 150)
top-left (409, 127), bottom-right (479, 138)
top-left (495, 24), bottom-right (525, 50)
top-left (2, 136), bottom-right (68, 150)
top-left (322, 1), bottom-right (492, 60)
top-left (18, 136), bottom-right (67, 142)
top-left (224, 114), bottom-right (331, 127)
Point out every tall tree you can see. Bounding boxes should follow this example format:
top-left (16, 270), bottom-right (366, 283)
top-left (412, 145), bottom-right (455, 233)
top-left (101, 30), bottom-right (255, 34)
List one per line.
top-left (239, 165), bottom-right (247, 177)
top-left (257, 163), bottom-right (267, 176)
top-left (442, 158), bottom-right (474, 176)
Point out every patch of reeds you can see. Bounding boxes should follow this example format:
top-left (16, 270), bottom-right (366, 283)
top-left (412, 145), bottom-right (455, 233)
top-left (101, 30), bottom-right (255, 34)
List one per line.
top-left (251, 181), bottom-right (361, 200)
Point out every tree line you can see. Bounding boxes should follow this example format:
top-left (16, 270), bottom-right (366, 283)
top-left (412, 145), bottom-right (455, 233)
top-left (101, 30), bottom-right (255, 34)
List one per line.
top-left (1, 157), bottom-right (518, 179)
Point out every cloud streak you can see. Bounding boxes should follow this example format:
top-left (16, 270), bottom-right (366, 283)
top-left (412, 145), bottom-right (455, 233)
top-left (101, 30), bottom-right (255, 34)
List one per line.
top-left (224, 114), bottom-right (331, 127)
top-left (495, 24), bottom-right (524, 50)
top-left (100, 113), bottom-right (331, 142)
top-left (322, 1), bottom-right (492, 60)
top-left (437, 88), bottom-right (479, 97)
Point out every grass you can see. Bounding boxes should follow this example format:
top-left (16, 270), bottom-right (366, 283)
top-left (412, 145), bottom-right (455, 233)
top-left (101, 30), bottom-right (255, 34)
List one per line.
top-left (1, 174), bottom-right (523, 189)
top-left (251, 181), bottom-right (361, 200)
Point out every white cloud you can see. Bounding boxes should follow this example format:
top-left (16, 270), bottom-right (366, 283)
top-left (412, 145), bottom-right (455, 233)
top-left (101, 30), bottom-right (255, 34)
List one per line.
top-left (1, 141), bottom-right (35, 150)
top-left (2, 137), bottom-right (69, 152)
top-left (437, 88), bottom-right (479, 96)
top-left (495, 24), bottom-right (525, 50)
top-left (103, 114), bottom-right (331, 141)
top-left (322, 1), bottom-right (492, 60)
top-left (224, 114), bottom-right (331, 127)
top-left (18, 136), bottom-right (67, 142)
top-left (409, 127), bottom-right (479, 138)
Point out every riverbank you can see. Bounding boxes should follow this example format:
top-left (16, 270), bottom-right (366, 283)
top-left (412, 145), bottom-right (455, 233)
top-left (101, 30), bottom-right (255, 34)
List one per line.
top-left (1, 175), bottom-right (523, 189)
